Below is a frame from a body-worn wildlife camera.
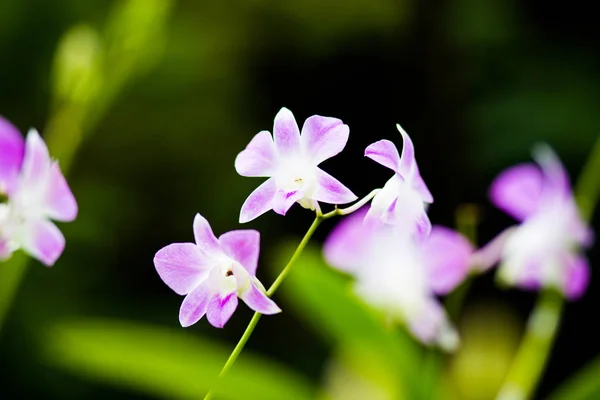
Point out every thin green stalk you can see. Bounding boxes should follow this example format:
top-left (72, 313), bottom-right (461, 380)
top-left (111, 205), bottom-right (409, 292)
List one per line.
top-left (496, 135), bottom-right (600, 400)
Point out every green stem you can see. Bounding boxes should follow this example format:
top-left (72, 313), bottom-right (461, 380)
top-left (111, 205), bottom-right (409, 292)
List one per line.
top-left (0, 253), bottom-right (28, 332)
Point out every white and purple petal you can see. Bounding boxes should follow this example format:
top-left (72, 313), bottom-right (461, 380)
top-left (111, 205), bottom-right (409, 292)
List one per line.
top-left (272, 188), bottom-right (303, 216)
top-left (563, 255), bottom-right (590, 300)
top-left (273, 107), bottom-right (301, 156)
top-left (234, 130), bottom-right (277, 177)
top-left (239, 178), bottom-right (277, 223)
top-left (20, 129), bottom-right (52, 190)
top-left (490, 163), bottom-right (543, 221)
top-left (364, 139), bottom-right (400, 174)
top-left (19, 218), bottom-right (65, 266)
top-left (219, 229), bottom-right (260, 276)
top-left (396, 124), bottom-right (417, 178)
top-left (323, 207), bottom-right (370, 274)
top-left (43, 163), bottom-right (78, 222)
top-left (311, 168), bottom-right (357, 205)
top-left (179, 281), bottom-right (212, 327)
top-left (301, 115), bottom-right (349, 165)
top-left (0, 117), bottom-right (25, 195)
top-left (206, 292), bottom-right (239, 328)
top-left (240, 277), bottom-right (281, 315)
top-left (154, 242), bottom-right (210, 295)
top-left (193, 213), bottom-right (222, 254)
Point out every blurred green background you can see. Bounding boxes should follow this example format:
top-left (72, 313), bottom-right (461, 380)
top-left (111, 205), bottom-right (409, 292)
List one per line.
top-left (1, 0), bottom-right (599, 399)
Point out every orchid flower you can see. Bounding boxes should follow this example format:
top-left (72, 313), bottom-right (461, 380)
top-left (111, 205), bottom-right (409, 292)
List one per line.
top-left (235, 107), bottom-right (357, 223)
top-left (364, 124), bottom-right (433, 239)
top-left (0, 117), bottom-right (77, 265)
top-left (474, 145), bottom-right (592, 299)
top-left (324, 207), bottom-right (473, 350)
top-left (154, 213), bottom-right (281, 328)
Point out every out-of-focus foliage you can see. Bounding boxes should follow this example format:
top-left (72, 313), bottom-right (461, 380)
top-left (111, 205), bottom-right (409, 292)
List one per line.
top-left (548, 355), bottom-right (600, 400)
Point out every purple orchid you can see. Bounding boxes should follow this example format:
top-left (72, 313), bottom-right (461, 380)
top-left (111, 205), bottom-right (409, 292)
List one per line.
top-left (364, 124), bottom-right (433, 238)
top-left (324, 207), bottom-right (473, 350)
top-left (0, 117), bottom-right (77, 266)
top-left (154, 213), bottom-right (281, 328)
top-left (235, 107), bottom-right (357, 223)
top-left (474, 145), bottom-right (592, 299)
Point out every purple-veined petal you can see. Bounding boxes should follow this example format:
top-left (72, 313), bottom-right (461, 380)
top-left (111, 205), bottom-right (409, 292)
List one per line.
top-left (179, 281), bottom-right (211, 327)
top-left (154, 243), bottom-right (210, 295)
top-left (240, 277), bottom-right (281, 314)
top-left (44, 163), bottom-right (78, 222)
top-left (193, 213), bottom-right (221, 254)
top-left (234, 130), bottom-right (277, 177)
top-left (471, 227), bottom-right (516, 271)
top-left (364, 139), bottom-right (400, 174)
top-left (219, 229), bottom-right (260, 276)
top-left (397, 124), bottom-right (417, 178)
top-left (272, 188), bottom-right (303, 216)
top-left (324, 207), bottom-right (370, 274)
top-left (206, 292), bottom-right (238, 328)
top-left (414, 210), bottom-right (432, 241)
top-left (421, 226), bottom-right (473, 294)
top-left (239, 178), bottom-right (277, 223)
top-left (490, 163), bottom-right (543, 221)
top-left (301, 115), bottom-right (349, 165)
top-left (362, 178), bottom-right (399, 228)
top-left (563, 255), bottom-right (590, 300)
top-left (20, 129), bottom-right (51, 189)
top-left (0, 117), bottom-right (25, 195)
top-left (312, 168), bottom-right (357, 205)
top-left (273, 107), bottom-right (300, 155)
top-left (19, 218), bottom-right (65, 266)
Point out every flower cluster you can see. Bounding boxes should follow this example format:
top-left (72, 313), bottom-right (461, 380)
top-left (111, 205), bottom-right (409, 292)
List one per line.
top-left (153, 107), bottom-right (592, 352)
top-left (0, 116), bottom-right (77, 266)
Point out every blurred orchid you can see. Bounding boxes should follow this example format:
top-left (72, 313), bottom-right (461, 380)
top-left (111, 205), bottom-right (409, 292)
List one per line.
top-left (364, 124), bottom-right (433, 238)
top-left (235, 107), bottom-right (357, 223)
top-left (154, 213), bottom-right (281, 328)
top-left (474, 145), bottom-right (592, 299)
top-left (0, 117), bottom-right (77, 266)
top-left (324, 207), bottom-right (473, 350)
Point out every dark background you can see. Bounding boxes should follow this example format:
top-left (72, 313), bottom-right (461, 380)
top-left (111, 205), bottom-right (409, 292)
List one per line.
top-left (0, 0), bottom-right (598, 398)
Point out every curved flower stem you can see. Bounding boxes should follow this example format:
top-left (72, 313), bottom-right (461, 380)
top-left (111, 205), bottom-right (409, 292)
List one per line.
top-left (322, 188), bottom-right (380, 219)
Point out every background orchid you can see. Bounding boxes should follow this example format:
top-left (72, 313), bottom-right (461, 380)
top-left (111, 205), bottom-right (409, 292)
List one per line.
top-left (1, 2), bottom-right (600, 400)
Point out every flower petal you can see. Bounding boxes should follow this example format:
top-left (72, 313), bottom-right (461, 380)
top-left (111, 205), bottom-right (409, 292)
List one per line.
top-left (563, 255), bottom-right (590, 300)
top-left (19, 218), bottom-right (65, 266)
top-left (362, 177), bottom-right (399, 228)
top-left (324, 207), bottom-right (370, 274)
top-left (240, 277), bottom-right (281, 314)
top-left (0, 237), bottom-right (13, 261)
top-left (410, 167), bottom-right (434, 203)
top-left (408, 298), bottom-right (459, 352)
top-left (490, 163), bottom-right (543, 221)
top-left (179, 282), bottom-right (211, 327)
top-left (44, 163), bottom-right (78, 222)
top-left (0, 116), bottom-right (25, 195)
top-left (206, 292), bottom-right (238, 328)
top-left (239, 178), bottom-right (277, 223)
top-left (312, 168), bottom-right (357, 205)
top-left (364, 139), bottom-right (400, 174)
top-left (301, 115), bottom-right (349, 165)
top-left (193, 213), bottom-right (221, 254)
top-left (20, 129), bottom-right (52, 189)
top-left (234, 130), bottom-right (277, 177)
top-left (471, 227), bottom-right (516, 271)
top-left (219, 229), bottom-right (260, 276)
top-left (154, 243), bottom-right (210, 295)
top-left (272, 188), bottom-right (303, 216)
top-left (273, 107), bottom-right (300, 155)
top-left (397, 124), bottom-right (417, 178)
top-left (421, 226), bottom-right (473, 294)
top-left (533, 144), bottom-right (571, 201)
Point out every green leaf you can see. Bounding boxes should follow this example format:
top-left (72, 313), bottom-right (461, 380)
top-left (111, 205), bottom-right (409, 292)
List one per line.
top-left (273, 242), bottom-right (426, 399)
top-left (43, 318), bottom-right (316, 400)
top-left (547, 356), bottom-right (600, 400)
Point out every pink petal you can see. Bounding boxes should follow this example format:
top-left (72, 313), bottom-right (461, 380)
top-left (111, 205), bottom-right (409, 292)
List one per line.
top-left (312, 168), bottom-right (357, 205)
top-left (563, 255), bottom-right (590, 300)
top-left (273, 107), bottom-right (300, 155)
top-left (408, 298), bottom-right (458, 351)
top-left (0, 237), bottom-right (13, 261)
top-left (44, 163), bottom-right (78, 222)
top-left (323, 207), bottom-right (370, 274)
top-left (179, 282), bottom-right (211, 327)
top-left (20, 218), bottom-right (65, 266)
top-left (219, 229), bottom-right (260, 276)
top-left (234, 130), bottom-right (277, 177)
top-left (364, 139), bottom-right (400, 174)
top-left (272, 188), bottom-right (303, 216)
top-left (300, 115), bottom-right (349, 165)
top-left (490, 163), bottom-right (543, 221)
top-left (533, 144), bottom-right (571, 201)
top-left (154, 243), bottom-right (210, 295)
top-left (471, 227), bottom-right (516, 271)
top-left (20, 129), bottom-right (51, 189)
top-left (0, 116), bottom-right (25, 195)
top-left (414, 209), bottom-right (432, 241)
top-left (206, 292), bottom-right (238, 328)
top-left (421, 226), bottom-right (473, 294)
top-left (193, 213), bottom-right (221, 254)
top-left (240, 278), bottom-right (281, 314)
top-left (410, 168), bottom-right (434, 203)
top-left (239, 178), bottom-right (277, 223)
top-left (397, 124), bottom-right (416, 178)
